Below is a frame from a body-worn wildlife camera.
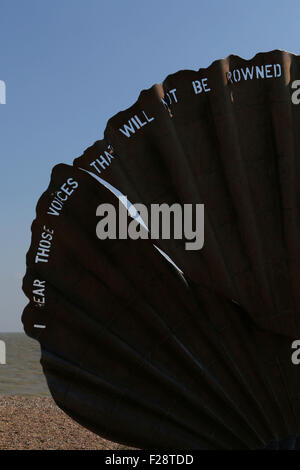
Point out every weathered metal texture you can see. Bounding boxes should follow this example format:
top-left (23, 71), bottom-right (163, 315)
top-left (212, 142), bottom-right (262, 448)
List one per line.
top-left (23, 50), bottom-right (300, 449)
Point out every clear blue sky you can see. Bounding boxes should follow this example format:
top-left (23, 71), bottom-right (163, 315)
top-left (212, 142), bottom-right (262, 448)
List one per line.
top-left (1, 0), bottom-right (300, 331)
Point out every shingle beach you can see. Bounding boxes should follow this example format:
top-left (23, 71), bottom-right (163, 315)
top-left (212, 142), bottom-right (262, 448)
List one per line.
top-left (0, 395), bottom-right (134, 450)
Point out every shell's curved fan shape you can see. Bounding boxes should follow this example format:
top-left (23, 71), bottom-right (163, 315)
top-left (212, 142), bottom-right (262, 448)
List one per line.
top-left (23, 50), bottom-right (300, 449)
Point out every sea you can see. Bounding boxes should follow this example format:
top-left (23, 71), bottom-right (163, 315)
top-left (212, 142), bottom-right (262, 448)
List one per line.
top-left (0, 333), bottom-right (50, 396)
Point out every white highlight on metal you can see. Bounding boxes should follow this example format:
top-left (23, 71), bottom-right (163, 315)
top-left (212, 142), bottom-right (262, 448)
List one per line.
top-left (80, 168), bottom-right (184, 274)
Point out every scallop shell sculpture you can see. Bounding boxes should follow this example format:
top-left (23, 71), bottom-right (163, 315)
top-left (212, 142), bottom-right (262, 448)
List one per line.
top-left (23, 50), bottom-right (300, 449)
